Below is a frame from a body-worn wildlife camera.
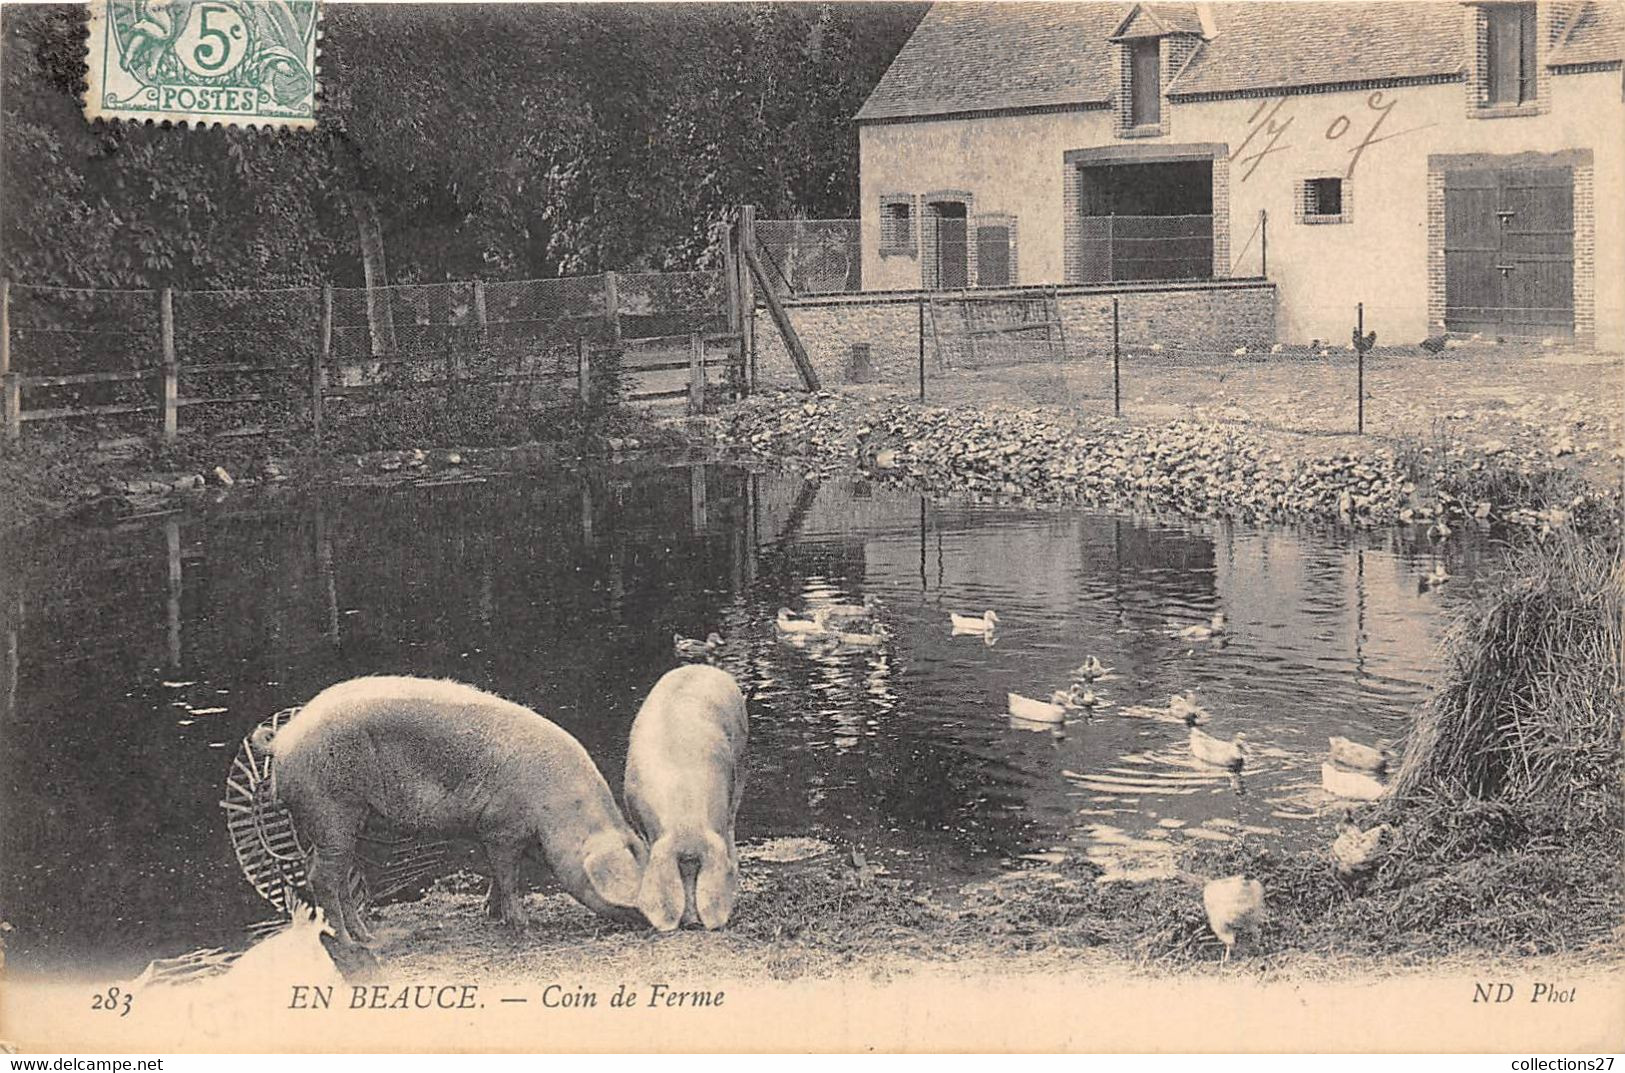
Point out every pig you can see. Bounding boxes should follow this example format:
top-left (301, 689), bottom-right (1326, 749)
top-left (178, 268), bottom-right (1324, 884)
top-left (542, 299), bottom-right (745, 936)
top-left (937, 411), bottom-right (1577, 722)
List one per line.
top-left (623, 665), bottom-right (749, 931)
top-left (256, 675), bottom-right (647, 945)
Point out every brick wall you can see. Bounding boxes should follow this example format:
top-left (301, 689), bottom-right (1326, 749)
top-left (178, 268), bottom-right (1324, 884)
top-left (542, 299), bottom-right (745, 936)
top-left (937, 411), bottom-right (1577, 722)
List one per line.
top-left (751, 281), bottom-right (1277, 389)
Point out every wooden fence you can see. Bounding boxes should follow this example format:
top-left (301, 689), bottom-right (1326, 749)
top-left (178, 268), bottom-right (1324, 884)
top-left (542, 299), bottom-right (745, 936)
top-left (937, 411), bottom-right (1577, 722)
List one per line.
top-left (0, 272), bottom-right (747, 449)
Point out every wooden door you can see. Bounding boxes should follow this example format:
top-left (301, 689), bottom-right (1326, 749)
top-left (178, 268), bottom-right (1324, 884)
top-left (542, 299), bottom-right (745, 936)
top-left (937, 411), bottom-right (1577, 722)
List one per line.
top-left (976, 224), bottom-right (1011, 287)
top-left (1444, 165), bottom-right (1573, 338)
top-left (935, 208), bottom-right (968, 290)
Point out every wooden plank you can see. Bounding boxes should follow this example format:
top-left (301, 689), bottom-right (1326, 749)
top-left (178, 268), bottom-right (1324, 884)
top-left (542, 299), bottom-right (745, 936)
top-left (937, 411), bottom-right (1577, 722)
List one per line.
top-left (175, 393), bottom-right (279, 407)
top-left (20, 401), bottom-right (154, 421)
top-left (160, 288), bottom-right (176, 441)
top-left (743, 244), bottom-right (820, 391)
top-left (688, 333), bottom-right (704, 415)
top-left (964, 320), bottom-right (1065, 338)
top-left (626, 387), bottom-right (691, 403)
top-left (21, 369), bottom-right (156, 387)
top-left (184, 361), bottom-right (296, 376)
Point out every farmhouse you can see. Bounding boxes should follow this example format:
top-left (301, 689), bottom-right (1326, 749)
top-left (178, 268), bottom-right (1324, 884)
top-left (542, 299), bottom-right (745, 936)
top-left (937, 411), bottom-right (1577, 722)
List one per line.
top-left (855, 1), bottom-right (1625, 349)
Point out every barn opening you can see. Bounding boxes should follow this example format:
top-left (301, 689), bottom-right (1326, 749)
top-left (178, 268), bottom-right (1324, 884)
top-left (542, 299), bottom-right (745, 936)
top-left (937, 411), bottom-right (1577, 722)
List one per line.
top-left (1074, 159), bottom-right (1213, 282)
top-left (927, 200), bottom-right (969, 289)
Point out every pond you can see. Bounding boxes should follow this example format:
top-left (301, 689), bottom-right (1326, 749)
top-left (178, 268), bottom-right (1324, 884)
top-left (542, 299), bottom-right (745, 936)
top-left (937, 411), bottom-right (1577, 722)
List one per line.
top-left (0, 463), bottom-right (1502, 976)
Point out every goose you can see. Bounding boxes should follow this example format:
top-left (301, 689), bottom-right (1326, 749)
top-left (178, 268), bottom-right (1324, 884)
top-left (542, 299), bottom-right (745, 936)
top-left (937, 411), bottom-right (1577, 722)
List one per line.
top-left (951, 610), bottom-right (1000, 635)
top-left (1178, 613), bottom-right (1228, 640)
top-left (1071, 655), bottom-right (1114, 681)
top-left (1332, 812), bottom-right (1392, 878)
top-left (775, 607), bottom-right (828, 636)
top-left (835, 623), bottom-right (891, 647)
top-left (1007, 691), bottom-right (1066, 724)
top-left (673, 632), bottom-right (725, 659)
top-left (1418, 563), bottom-right (1451, 593)
top-left (1202, 875), bottom-right (1266, 964)
top-left (1328, 736), bottom-right (1391, 774)
top-left (1189, 727), bottom-right (1247, 770)
top-left (1321, 762), bottom-right (1388, 801)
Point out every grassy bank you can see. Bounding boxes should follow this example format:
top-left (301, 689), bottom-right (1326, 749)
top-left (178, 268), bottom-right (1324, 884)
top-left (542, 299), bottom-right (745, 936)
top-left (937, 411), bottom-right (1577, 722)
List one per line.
top-left (357, 535), bottom-right (1624, 982)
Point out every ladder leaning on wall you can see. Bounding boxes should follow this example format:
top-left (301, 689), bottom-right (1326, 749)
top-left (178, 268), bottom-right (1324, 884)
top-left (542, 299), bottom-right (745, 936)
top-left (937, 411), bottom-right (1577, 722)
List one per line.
top-left (926, 286), bottom-right (1068, 371)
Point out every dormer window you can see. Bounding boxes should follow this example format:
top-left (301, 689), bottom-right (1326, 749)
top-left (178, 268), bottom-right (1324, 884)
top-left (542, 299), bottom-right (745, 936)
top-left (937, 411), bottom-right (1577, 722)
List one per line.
top-left (1129, 39), bottom-right (1161, 127)
top-left (1484, 2), bottom-right (1537, 104)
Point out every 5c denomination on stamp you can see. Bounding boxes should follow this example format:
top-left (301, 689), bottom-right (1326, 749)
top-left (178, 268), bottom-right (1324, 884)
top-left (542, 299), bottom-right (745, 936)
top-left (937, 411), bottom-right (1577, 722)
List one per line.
top-left (84, 0), bottom-right (319, 128)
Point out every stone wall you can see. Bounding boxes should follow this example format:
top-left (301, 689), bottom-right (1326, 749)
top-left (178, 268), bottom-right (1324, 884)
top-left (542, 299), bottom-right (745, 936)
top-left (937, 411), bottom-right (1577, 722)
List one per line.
top-left (751, 280), bottom-right (1278, 389)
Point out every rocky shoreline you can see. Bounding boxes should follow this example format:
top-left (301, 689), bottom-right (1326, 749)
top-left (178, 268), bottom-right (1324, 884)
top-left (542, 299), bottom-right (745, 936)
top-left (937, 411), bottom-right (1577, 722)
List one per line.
top-left (714, 392), bottom-right (1618, 537)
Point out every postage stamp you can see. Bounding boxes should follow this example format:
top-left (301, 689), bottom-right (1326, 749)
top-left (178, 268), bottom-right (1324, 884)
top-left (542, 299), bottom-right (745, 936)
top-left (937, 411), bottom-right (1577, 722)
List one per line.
top-left (83, 0), bottom-right (319, 127)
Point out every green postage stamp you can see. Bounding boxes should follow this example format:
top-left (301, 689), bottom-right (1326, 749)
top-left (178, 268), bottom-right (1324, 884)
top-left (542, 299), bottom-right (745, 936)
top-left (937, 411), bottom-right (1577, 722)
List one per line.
top-left (84, 0), bottom-right (319, 128)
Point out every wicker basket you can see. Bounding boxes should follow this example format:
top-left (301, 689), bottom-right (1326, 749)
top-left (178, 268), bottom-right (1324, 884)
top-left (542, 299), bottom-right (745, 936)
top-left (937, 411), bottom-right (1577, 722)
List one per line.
top-left (221, 707), bottom-right (452, 915)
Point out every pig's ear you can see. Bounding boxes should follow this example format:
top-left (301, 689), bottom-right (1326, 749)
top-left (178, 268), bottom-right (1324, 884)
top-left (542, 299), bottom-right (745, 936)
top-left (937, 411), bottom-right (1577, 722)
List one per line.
top-left (694, 832), bottom-right (739, 930)
top-left (583, 838), bottom-right (643, 910)
top-left (637, 839), bottom-right (685, 933)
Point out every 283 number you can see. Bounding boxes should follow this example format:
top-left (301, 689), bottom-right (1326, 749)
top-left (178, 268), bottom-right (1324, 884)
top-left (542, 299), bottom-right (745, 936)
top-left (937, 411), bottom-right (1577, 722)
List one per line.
top-left (90, 985), bottom-right (133, 1018)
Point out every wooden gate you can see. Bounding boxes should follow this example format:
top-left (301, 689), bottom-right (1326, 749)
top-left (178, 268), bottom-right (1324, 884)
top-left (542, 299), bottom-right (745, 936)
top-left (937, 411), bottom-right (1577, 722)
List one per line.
top-left (1444, 165), bottom-right (1574, 338)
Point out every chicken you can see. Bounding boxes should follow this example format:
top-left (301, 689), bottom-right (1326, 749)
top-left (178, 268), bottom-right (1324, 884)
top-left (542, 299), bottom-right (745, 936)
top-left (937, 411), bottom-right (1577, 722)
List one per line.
top-left (1202, 875), bottom-right (1266, 963)
top-left (1352, 327), bottom-right (1377, 354)
top-left (1332, 812), bottom-right (1391, 878)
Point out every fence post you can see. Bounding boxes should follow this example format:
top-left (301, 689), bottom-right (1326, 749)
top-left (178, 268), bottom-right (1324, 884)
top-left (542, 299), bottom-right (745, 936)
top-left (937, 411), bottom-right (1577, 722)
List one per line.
top-left (918, 296), bottom-right (926, 402)
top-left (603, 271), bottom-right (621, 343)
top-left (313, 285), bottom-right (331, 447)
top-left (1112, 296), bottom-right (1121, 418)
top-left (1356, 302), bottom-right (1365, 436)
top-left (577, 337), bottom-right (591, 405)
top-left (160, 286), bottom-right (177, 442)
top-left (740, 206), bottom-right (757, 391)
top-left (688, 332), bottom-right (704, 416)
top-left (723, 241), bottom-right (743, 399)
top-left (1, 278), bottom-right (18, 447)
top-left (1259, 209), bottom-right (1269, 278)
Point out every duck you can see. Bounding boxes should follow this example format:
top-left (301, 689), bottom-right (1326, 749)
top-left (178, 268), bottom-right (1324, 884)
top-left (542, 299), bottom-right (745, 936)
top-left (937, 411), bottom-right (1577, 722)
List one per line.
top-left (1007, 691), bottom-right (1067, 724)
top-left (835, 623), bottom-right (891, 647)
top-left (820, 594), bottom-right (882, 627)
top-left (1071, 655), bottom-right (1114, 681)
top-left (1418, 563), bottom-right (1451, 593)
top-left (1178, 613), bottom-right (1228, 641)
top-left (1067, 684), bottom-right (1112, 710)
top-left (1328, 736), bottom-right (1392, 774)
top-left (1189, 727), bottom-right (1247, 770)
top-left (775, 607), bottom-right (829, 636)
top-left (950, 610), bottom-right (1000, 635)
top-left (211, 901), bottom-right (346, 1002)
top-left (1169, 690), bottom-right (1210, 725)
top-left (673, 631), bottom-right (725, 659)
top-left (1331, 811), bottom-right (1392, 878)
top-left (1201, 875), bottom-right (1266, 963)
top-left (1321, 761), bottom-right (1388, 801)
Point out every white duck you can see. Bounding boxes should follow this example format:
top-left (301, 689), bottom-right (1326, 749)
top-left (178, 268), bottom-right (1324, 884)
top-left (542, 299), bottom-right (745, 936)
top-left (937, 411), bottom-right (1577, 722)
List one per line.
top-left (951, 610), bottom-right (1000, 635)
top-left (1328, 736), bottom-right (1392, 774)
top-left (1007, 691), bottom-right (1067, 724)
top-left (1202, 875), bottom-right (1266, 963)
top-left (775, 607), bottom-right (829, 636)
top-left (1071, 655), bottom-right (1114, 681)
top-left (1419, 563), bottom-right (1451, 592)
top-left (1169, 690), bottom-right (1210, 725)
top-left (1179, 613), bottom-right (1228, 641)
top-left (1321, 762), bottom-right (1388, 801)
top-left (821, 594), bottom-right (882, 627)
top-left (1189, 727), bottom-right (1247, 770)
top-left (835, 623), bottom-right (891, 647)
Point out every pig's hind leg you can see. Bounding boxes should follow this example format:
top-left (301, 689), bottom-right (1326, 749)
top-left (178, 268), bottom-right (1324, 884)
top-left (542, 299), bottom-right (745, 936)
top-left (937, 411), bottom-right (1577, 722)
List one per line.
top-left (481, 836), bottom-right (530, 927)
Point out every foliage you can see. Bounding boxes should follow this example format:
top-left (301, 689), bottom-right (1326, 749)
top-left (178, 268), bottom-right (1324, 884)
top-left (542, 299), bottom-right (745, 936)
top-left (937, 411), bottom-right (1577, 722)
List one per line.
top-left (3, 3), bottom-right (926, 289)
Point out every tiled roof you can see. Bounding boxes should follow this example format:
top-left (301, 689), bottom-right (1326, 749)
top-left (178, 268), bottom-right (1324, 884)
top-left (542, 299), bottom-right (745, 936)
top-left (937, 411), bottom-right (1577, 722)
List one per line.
top-left (1548, 0), bottom-right (1624, 64)
top-left (1168, 2), bottom-right (1464, 97)
top-left (855, 3), bottom-right (1123, 121)
top-left (856, 1), bottom-right (1625, 122)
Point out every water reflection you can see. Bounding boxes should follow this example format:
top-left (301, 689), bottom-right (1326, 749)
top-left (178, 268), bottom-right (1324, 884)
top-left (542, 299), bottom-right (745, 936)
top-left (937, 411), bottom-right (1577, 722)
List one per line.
top-left (0, 465), bottom-right (1487, 974)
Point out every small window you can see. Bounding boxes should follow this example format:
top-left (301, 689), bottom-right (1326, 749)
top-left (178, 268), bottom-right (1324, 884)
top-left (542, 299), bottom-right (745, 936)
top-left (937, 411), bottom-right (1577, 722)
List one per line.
top-left (1300, 177), bottom-right (1349, 224)
top-left (1129, 39), bottom-right (1161, 127)
top-left (879, 196), bottom-right (914, 256)
top-left (1485, 3), bottom-right (1537, 105)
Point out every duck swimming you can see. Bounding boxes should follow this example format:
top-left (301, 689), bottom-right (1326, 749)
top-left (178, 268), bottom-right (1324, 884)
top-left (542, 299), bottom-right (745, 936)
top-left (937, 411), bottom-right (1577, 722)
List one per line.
top-left (1321, 762), bottom-right (1387, 801)
top-left (1071, 655), bottom-right (1114, 681)
top-left (820, 594), bottom-right (882, 626)
top-left (673, 632), bottom-right (725, 659)
top-left (1007, 691), bottom-right (1066, 724)
top-left (775, 607), bottom-right (829, 636)
top-left (1169, 691), bottom-right (1210, 725)
top-left (1189, 727), bottom-right (1247, 770)
top-left (1178, 613), bottom-right (1228, 641)
top-left (1328, 736), bottom-right (1392, 774)
top-left (950, 610), bottom-right (1000, 635)
top-left (835, 623), bottom-right (891, 647)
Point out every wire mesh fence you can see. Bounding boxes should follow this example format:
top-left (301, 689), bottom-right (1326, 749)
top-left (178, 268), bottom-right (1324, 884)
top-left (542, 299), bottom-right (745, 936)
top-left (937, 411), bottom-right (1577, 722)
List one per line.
top-left (1, 267), bottom-right (741, 447)
top-left (755, 220), bottom-right (861, 297)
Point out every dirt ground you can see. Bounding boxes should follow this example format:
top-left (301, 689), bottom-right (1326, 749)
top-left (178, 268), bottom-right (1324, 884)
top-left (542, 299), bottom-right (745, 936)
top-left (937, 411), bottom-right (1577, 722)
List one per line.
top-left (850, 345), bottom-right (1623, 483)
